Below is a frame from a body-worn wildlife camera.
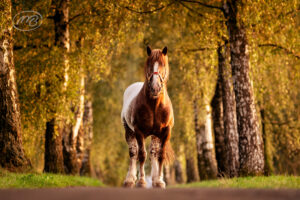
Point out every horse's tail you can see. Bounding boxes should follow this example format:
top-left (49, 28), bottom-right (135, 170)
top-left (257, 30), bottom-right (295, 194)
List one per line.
top-left (164, 140), bottom-right (175, 165)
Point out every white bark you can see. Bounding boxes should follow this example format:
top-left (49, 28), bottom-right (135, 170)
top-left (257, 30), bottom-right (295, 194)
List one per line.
top-left (72, 72), bottom-right (85, 139)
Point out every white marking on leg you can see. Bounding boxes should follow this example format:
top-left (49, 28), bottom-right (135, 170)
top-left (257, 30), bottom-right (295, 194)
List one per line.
top-left (158, 162), bottom-right (164, 182)
top-left (126, 157), bottom-right (137, 182)
top-left (150, 137), bottom-right (166, 188)
top-left (125, 140), bottom-right (138, 183)
top-left (150, 137), bottom-right (161, 182)
top-left (151, 157), bottom-right (159, 180)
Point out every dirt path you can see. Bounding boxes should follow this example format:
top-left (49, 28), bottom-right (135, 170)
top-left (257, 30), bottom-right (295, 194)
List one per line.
top-left (1, 187), bottom-right (299, 200)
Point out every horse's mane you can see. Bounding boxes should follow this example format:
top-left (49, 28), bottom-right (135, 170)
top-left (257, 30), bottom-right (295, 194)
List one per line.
top-left (147, 50), bottom-right (165, 65)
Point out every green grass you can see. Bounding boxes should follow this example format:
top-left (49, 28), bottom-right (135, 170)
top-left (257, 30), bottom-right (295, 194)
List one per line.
top-left (0, 170), bottom-right (104, 189)
top-left (173, 176), bottom-right (300, 189)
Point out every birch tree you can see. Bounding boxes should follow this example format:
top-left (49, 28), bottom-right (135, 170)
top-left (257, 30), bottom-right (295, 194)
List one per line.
top-left (218, 43), bottom-right (239, 177)
top-left (44, 0), bottom-right (70, 173)
top-left (0, 0), bottom-right (30, 171)
top-left (223, 0), bottom-right (264, 175)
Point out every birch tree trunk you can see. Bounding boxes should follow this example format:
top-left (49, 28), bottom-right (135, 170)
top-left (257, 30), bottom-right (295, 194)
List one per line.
top-left (195, 102), bottom-right (218, 180)
top-left (218, 43), bottom-right (239, 177)
top-left (174, 160), bottom-right (184, 184)
top-left (79, 99), bottom-right (93, 176)
top-left (210, 74), bottom-right (226, 176)
top-left (0, 0), bottom-right (31, 171)
top-left (63, 70), bottom-right (85, 174)
top-left (223, 0), bottom-right (264, 175)
top-left (185, 156), bottom-right (199, 183)
top-left (164, 164), bottom-right (176, 186)
top-left (44, 118), bottom-right (64, 173)
top-left (62, 36), bottom-right (86, 174)
top-left (260, 108), bottom-right (274, 175)
top-left (44, 0), bottom-right (70, 173)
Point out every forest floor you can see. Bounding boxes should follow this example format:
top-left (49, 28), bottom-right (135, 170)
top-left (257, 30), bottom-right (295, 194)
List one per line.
top-left (0, 170), bottom-right (103, 188)
top-left (0, 169), bottom-right (299, 189)
top-left (173, 176), bottom-right (300, 189)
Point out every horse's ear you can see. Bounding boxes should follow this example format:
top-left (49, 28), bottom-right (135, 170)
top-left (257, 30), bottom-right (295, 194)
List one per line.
top-left (162, 46), bottom-right (167, 55)
top-left (147, 46), bottom-right (152, 56)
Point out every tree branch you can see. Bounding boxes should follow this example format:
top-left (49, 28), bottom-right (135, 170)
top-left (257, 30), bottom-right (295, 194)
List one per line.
top-left (265, 118), bottom-right (298, 127)
top-left (258, 43), bottom-right (300, 59)
top-left (122, 2), bottom-right (175, 14)
top-left (69, 13), bottom-right (84, 23)
top-left (14, 44), bottom-right (51, 51)
top-left (178, 1), bottom-right (204, 17)
top-left (179, 47), bottom-right (216, 53)
top-left (180, 0), bottom-right (223, 11)
top-left (67, 6), bottom-right (109, 24)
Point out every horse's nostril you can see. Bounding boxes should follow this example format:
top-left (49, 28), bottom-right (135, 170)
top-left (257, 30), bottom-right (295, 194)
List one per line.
top-left (150, 84), bottom-right (162, 95)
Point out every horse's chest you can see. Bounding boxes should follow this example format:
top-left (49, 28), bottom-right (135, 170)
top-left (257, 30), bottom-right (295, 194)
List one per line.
top-left (135, 105), bottom-right (170, 134)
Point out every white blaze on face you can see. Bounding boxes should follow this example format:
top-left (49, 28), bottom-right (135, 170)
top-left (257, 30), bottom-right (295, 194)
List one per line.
top-left (152, 62), bottom-right (159, 87)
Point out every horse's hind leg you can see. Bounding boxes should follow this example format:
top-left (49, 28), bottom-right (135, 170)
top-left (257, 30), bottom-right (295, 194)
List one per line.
top-left (123, 122), bottom-right (138, 188)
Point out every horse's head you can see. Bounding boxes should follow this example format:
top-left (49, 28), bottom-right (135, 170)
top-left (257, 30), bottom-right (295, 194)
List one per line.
top-left (145, 46), bottom-right (169, 99)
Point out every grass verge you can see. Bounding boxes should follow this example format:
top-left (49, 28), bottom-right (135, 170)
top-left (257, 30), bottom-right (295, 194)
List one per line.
top-left (173, 176), bottom-right (300, 189)
top-left (0, 169), bottom-right (103, 189)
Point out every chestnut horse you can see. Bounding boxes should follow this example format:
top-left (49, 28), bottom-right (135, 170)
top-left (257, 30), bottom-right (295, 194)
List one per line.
top-left (121, 46), bottom-right (174, 188)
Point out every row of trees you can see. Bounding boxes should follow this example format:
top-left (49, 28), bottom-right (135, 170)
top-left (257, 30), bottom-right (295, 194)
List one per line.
top-left (122, 0), bottom-right (299, 184)
top-left (1, 0), bottom-right (127, 173)
top-left (0, 0), bottom-right (299, 186)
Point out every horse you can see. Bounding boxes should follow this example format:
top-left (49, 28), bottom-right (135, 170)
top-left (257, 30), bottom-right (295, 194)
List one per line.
top-left (121, 46), bottom-right (174, 188)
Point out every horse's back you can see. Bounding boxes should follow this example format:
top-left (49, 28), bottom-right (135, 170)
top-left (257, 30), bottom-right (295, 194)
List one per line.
top-left (121, 82), bottom-right (144, 130)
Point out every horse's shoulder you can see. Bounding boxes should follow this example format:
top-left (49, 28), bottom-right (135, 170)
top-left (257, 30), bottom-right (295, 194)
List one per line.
top-left (161, 94), bottom-right (173, 110)
top-left (160, 95), bottom-right (174, 126)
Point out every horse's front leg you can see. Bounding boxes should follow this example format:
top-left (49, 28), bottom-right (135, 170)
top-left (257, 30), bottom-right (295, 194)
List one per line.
top-left (151, 126), bottom-right (171, 188)
top-left (134, 126), bottom-right (147, 188)
top-left (123, 125), bottom-right (138, 188)
top-left (150, 135), bottom-right (163, 188)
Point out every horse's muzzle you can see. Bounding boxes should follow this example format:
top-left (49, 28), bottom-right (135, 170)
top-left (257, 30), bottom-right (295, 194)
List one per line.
top-left (150, 85), bottom-right (162, 98)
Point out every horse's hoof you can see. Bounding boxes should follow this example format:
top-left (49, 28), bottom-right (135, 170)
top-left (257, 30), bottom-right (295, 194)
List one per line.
top-left (123, 181), bottom-right (135, 188)
top-left (136, 179), bottom-right (147, 188)
top-left (152, 180), bottom-right (166, 189)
